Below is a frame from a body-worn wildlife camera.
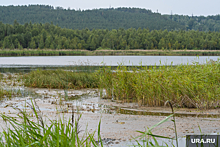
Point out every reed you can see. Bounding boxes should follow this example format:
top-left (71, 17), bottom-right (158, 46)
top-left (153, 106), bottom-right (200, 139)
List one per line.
top-left (23, 69), bottom-right (99, 89)
top-left (0, 99), bottom-right (180, 147)
top-left (133, 102), bottom-right (180, 147)
top-left (0, 50), bottom-right (87, 56)
top-left (99, 60), bottom-right (220, 109)
top-left (22, 60), bottom-right (220, 109)
top-left (0, 100), bottom-right (102, 147)
top-left (0, 49), bottom-right (220, 56)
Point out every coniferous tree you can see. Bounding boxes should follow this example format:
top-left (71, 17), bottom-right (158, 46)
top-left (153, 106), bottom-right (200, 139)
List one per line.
top-left (30, 38), bottom-right (36, 49)
top-left (39, 35), bottom-right (44, 49)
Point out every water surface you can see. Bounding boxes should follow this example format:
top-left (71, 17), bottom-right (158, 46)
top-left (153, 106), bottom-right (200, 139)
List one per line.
top-left (0, 56), bottom-right (219, 67)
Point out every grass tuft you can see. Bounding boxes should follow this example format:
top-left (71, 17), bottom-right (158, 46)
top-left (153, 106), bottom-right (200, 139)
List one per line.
top-left (0, 99), bottom-right (102, 147)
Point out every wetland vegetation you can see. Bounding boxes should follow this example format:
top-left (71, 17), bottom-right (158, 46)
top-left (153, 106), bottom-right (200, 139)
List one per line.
top-left (0, 99), bottom-right (177, 147)
top-left (0, 72), bottom-right (178, 146)
top-left (100, 60), bottom-right (220, 109)
top-left (0, 73), bottom-right (23, 99)
top-left (23, 69), bottom-right (99, 89)
top-left (0, 101), bottom-right (104, 147)
top-left (20, 60), bottom-right (220, 109)
top-left (1, 49), bottom-right (220, 56)
top-left (0, 60), bottom-right (219, 146)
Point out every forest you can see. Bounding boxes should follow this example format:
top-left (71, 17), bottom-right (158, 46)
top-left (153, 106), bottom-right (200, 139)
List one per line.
top-left (0, 21), bottom-right (220, 50)
top-left (1, 5), bottom-right (220, 31)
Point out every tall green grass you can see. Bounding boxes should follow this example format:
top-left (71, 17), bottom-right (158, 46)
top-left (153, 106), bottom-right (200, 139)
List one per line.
top-left (99, 61), bottom-right (220, 109)
top-left (22, 60), bottom-right (220, 109)
top-left (23, 69), bottom-right (99, 89)
top-left (0, 100), bottom-right (103, 147)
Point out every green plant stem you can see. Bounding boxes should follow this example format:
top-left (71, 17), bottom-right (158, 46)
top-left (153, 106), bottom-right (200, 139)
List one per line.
top-left (165, 100), bottom-right (178, 147)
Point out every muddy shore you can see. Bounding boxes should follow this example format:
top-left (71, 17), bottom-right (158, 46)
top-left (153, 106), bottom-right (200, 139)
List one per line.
top-left (0, 88), bottom-right (220, 146)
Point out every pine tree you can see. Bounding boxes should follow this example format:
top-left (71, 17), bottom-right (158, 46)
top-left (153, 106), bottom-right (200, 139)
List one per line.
top-left (3, 37), bottom-right (10, 49)
top-left (30, 38), bottom-right (36, 49)
top-left (39, 35), bottom-right (44, 49)
top-left (45, 36), bottom-right (51, 48)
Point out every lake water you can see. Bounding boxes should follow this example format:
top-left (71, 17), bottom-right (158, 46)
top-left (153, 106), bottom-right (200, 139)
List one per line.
top-left (0, 56), bottom-right (219, 67)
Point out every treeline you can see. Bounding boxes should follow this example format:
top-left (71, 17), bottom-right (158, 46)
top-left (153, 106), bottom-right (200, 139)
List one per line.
top-left (1, 21), bottom-right (220, 50)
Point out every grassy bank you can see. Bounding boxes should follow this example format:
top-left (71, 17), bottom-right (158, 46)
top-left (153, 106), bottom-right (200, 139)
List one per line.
top-left (23, 69), bottom-right (99, 89)
top-left (100, 61), bottom-right (220, 109)
top-left (0, 49), bottom-right (220, 56)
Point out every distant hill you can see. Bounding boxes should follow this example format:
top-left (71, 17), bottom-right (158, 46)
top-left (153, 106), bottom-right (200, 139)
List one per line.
top-left (0, 5), bottom-right (185, 30)
top-left (164, 14), bottom-right (220, 31)
top-left (1, 5), bottom-right (220, 31)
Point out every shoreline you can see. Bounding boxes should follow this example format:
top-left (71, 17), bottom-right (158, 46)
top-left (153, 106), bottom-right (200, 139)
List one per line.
top-left (0, 49), bottom-right (220, 56)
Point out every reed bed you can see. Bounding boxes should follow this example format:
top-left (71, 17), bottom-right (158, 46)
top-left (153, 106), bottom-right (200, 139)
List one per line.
top-left (99, 60), bottom-right (220, 109)
top-left (0, 50), bottom-right (87, 56)
top-left (23, 69), bottom-right (99, 89)
top-left (22, 60), bottom-right (220, 109)
top-left (0, 49), bottom-right (220, 56)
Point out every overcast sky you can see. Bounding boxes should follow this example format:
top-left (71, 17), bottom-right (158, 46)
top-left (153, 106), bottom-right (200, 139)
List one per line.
top-left (1, 0), bottom-right (220, 16)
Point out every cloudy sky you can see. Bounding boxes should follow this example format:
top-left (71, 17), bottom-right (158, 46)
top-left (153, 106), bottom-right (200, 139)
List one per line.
top-left (1, 0), bottom-right (220, 16)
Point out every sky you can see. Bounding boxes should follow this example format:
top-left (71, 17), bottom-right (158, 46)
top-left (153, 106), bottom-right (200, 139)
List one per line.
top-left (1, 0), bottom-right (220, 16)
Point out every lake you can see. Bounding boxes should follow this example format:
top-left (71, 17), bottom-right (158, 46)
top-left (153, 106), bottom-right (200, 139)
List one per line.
top-left (0, 56), bottom-right (219, 68)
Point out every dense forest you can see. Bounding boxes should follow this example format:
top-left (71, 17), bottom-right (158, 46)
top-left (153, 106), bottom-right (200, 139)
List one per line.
top-left (0, 5), bottom-right (184, 31)
top-left (165, 14), bottom-right (220, 32)
top-left (1, 5), bottom-right (220, 31)
top-left (1, 5), bottom-right (220, 32)
top-left (1, 21), bottom-right (220, 50)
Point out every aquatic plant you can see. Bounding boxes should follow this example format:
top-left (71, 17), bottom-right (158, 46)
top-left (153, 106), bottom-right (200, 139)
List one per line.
top-left (23, 69), bottom-right (99, 89)
top-left (22, 60), bottom-right (220, 109)
top-left (0, 99), bottom-right (183, 147)
top-left (0, 100), bottom-right (102, 147)
top-left (99, 60), bottom-right (220, 109)
top-left (0, 50), bottom-right (87, 56)
top-left (132, 101), bottom-right (178, 147)
top-left (0, 49), bottom-right (220, 57)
